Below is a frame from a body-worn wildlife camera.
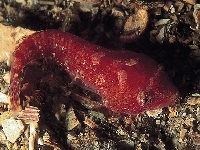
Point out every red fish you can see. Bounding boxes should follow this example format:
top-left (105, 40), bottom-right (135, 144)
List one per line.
top-left (10, 30), bottom-right (179, 114)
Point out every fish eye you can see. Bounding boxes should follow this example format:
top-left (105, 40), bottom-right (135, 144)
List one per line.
top-left (141, 98), bottom-right (148, 103)
top-left (137, 91), bottom-right (152, 107)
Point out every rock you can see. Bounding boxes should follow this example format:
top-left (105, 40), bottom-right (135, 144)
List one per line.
top-left (2, 117), bottom-right (24, 143)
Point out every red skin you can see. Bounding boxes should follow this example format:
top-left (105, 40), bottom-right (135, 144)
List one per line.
top-left (10, 30), bottom-right (179, 114)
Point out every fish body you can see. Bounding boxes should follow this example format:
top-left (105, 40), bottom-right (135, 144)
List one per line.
top-left (10, 30), bottom-right (179, 114)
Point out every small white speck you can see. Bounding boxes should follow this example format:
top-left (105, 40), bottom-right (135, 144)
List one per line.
top-left (95, 74), bottom-right (105, 85)
top-left (91, 52), bottom-right (105, 65)
top-left (125, 59), bottom-right (138, 66)
top-left (52, 53), bottom-right (55, 57)
top-left (14, 73), bottom-right (18, 78)
top-left (117, 70), bottom-right (127, 89)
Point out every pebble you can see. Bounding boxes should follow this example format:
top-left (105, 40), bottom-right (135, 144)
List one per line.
top-left (0, 92), bottom-right (9, 104)
top-left (2, 118), bottom-right (24, 143)
top-left (2, 72), bottom-right (10, 84)
top-left (66, 106), bottom-right (80, 131)
top-left (120, 9), bottom-right (148, 42)
top-left (183, 0), bottom-right (196, 5)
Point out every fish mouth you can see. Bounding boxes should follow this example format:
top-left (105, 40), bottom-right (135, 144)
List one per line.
top-left (149, 90), bottom-right (180, 111)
